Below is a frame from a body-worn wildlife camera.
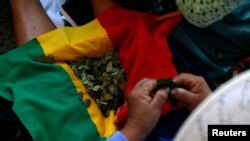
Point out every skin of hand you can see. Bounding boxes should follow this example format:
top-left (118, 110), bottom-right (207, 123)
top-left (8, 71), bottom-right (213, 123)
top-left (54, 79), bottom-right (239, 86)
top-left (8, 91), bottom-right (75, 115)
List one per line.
top-left (171, 73), bottom-right (212, 111)
top-left (121, 78), bottom-right (169, 141)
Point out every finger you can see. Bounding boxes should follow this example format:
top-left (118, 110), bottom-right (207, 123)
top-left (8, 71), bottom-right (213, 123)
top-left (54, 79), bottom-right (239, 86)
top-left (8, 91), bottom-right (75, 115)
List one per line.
top-left (134, 78), bottom-right (150, 88)
top-left (138, 79), bottom-right (157, 93)
top-left (136, 78), bottom-right (156, 88)
top-left (173, 73), bottom-right (202, 89)
top-left (170, 88), bottom-right (196, 106)
top-left (142, 93), bottom-right (153, 102)
top-left (131, 79), bottom-right (157, 101)
top-left (150, 88), bottom-right (169, 109)
top-left (173, 73), bottom-right (195, 84)
top-left (131, 78), bottom-right (151, 95)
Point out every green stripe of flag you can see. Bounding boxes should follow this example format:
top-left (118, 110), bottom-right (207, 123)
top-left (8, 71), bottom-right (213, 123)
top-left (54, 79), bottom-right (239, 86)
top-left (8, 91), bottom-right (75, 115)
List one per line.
top-left (0, 39), bottom-right (106, 141)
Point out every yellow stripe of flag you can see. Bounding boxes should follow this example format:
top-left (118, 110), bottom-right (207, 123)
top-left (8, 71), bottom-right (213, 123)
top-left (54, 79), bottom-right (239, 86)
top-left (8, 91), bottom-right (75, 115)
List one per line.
top-left (37, 19), bottom-right (117, 138)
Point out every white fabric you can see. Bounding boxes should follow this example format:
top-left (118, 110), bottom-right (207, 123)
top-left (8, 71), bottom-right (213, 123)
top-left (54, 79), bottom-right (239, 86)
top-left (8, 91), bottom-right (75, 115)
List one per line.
top-left (176, 0), bottom-right (244, 28)
top-left (40, 0), bottom-right (66, 27)
top-left (39, 0), bottom-right (243, 28)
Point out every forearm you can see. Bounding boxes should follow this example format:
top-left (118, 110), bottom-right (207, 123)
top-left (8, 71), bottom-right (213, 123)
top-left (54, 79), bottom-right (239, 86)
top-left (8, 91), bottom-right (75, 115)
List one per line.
top-left (10, 0), bottom-right (56, 45)
top-left (91, 0), bottom-right (119, 16)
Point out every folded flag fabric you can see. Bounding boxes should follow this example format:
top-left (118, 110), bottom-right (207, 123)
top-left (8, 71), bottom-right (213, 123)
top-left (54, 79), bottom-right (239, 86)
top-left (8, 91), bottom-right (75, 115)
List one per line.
top-left (97, 7), bottom-right (181, 124)
top-left (0, 6), bottom-right (180, 140)
top-left (0, 17), bottom-right (116, 141)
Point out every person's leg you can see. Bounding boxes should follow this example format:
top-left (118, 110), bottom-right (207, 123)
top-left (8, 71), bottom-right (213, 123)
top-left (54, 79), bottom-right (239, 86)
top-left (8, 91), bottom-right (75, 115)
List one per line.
top-left (10, 0), bottom-right (56, 45)
top-left (91, 0), bottom-right (180, 20)
top-left (91, 0), bottom-right (119, 16)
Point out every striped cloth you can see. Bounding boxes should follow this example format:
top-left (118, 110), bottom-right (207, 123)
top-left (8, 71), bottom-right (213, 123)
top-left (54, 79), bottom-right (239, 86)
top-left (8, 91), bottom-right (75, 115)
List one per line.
top-left (0, 6), bottom-right (180, 140)
top-left (0, 21), bottom-right (116, 141)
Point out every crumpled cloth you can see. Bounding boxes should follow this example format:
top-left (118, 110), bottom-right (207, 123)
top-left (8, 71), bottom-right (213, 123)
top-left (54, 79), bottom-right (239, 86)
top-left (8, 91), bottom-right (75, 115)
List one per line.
top-left (40, 0), bottom-right (66, 27)
top-left (97, 7), bottom-right (182, 125)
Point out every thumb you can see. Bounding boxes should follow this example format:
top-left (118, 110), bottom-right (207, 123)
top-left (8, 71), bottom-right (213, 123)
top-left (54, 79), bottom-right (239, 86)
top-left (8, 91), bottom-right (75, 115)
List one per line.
top-left (170, 88), bottom-right (196, 106)
top-left (150, 89), bottom-right (169, 109)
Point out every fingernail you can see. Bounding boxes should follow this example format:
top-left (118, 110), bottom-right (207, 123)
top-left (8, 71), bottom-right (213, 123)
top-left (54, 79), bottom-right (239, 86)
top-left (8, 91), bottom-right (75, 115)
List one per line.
top-left (170, 89), bottom-right (176, 96)
top-left (165, 88), bottom-right (170, 93)
top-left (172, 78), bottom-right (177, 83)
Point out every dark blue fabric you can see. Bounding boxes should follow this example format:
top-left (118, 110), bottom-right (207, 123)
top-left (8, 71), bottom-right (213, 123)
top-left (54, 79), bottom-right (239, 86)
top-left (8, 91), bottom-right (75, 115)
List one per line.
top-left (169, 0), bottom-right (250, 80)
top-left (144, 2), bottom-right (250, 141)
top-left (158, 138), bottom-right (173, 141)
top-left (0, 97), bottom-right (32, 141)
top-left (168, 36), bottom-right (217, 90)
top-left (146, 108), bottom-right (190, 141)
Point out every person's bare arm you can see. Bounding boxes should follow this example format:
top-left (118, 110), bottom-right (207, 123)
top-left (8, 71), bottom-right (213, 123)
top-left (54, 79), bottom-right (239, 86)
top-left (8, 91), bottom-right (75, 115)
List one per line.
top-left (91, 0), bottom-right (119, 16)
top-left (10, 0), bottom-right (56, 45)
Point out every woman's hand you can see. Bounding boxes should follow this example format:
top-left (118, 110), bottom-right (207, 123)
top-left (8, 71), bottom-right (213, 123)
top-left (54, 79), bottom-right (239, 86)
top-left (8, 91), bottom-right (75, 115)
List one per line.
top-left (171, 73), bottom-right (212, 111)
top-left (121, 78), bottom-right (169, 141)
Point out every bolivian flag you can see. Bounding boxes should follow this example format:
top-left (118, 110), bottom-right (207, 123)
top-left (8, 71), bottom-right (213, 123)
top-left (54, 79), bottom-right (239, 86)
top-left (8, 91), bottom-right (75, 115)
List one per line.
top-left (0, 7), bottom-right (180, 140)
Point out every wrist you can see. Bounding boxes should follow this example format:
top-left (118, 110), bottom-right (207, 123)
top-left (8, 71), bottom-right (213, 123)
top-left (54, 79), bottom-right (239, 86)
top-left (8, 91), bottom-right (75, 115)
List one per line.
top-left (121, 122), bottom-right (146, 141)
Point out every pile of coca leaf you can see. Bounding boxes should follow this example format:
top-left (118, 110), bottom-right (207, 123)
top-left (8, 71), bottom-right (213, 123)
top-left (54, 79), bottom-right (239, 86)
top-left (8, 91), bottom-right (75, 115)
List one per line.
top-left (70, 52), bottom-right (126, 117)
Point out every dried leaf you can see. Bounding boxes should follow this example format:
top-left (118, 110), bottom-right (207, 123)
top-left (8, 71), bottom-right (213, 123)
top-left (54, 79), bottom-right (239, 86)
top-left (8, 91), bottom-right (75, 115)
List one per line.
top-left (84, 99), bottom-right (91, 108)
top-left (106, 61), bottom-right (113, 72)
top-left (92, 85), bottom-right (102, 91)
top-left (70, 51), bottom-right (126, 117)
